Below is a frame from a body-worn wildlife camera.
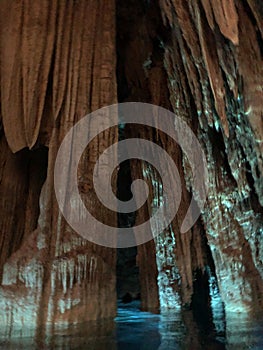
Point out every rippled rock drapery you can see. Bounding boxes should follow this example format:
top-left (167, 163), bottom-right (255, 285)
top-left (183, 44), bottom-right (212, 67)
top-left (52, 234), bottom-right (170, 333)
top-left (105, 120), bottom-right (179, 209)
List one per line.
top-left (0, 0), bottom-right (117, 337)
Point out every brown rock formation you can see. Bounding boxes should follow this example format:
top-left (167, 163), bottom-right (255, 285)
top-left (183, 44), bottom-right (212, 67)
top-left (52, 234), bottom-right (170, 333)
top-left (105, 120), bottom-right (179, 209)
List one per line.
top-left (159, 0), bottom-right (263, 314)
top-left (0, 0), bottom-right (118, 337)
top-left (0, 0), bottom-right (262, 342)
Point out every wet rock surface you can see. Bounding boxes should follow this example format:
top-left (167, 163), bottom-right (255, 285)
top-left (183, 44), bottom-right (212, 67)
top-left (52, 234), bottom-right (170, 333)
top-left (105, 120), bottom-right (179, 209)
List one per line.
top-left (0, 0), bottom-right (118, 336)
top-left (0, 0), bottom-right (262, 343)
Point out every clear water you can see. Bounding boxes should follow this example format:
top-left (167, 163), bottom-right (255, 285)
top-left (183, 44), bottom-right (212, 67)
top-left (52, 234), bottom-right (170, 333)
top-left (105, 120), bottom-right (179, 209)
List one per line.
top-left (1, 301), bottom-right (263, 349)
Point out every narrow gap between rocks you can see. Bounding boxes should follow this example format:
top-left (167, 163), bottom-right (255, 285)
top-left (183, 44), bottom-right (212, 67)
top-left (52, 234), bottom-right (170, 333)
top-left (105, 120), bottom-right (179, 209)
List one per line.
top-left (115, 0), bottom-right (224, 327)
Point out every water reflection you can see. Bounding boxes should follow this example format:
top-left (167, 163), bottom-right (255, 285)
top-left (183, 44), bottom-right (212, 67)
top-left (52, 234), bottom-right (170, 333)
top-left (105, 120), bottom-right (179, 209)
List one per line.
top-left (116, 302), bottom-right (161, 349)
top-left (225, 311), bottom-right (263, 350)
top-left (0, 320), bottom-right (117, 350)
top-left (1, 301), bottom-right (263, 349)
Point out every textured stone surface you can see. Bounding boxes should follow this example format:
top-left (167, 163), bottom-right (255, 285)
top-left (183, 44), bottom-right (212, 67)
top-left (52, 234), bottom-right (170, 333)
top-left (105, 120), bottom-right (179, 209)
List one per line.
top-left (116, 0), bottom-right (263, 318)
top-left (159, 0), bottom-right (263, 313)
top-left (0, 0), bottom-right (118, 338)
top-left (0, 0), bottom-right (262, 342)
top-left (116, 0), bottom-right (210, 312)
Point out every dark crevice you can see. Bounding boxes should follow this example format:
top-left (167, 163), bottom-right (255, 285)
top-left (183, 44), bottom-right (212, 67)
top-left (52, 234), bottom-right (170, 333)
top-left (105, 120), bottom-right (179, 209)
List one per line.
top-left (116, 157), bottom-right (139, 301)
top-left (209, 126), bottom-right (237, 187)
top-left (116, 0), bottom-right (140, 297)
top-left (115, 0), bottom-right (223, 336)
top-left (0, 145), bottom-right (48, 284)
top-left (115, 0), bottom-right (163, 305)
top-left (242, 0), bottom-right (263, 59)
top-left (191, 229), bottom-right (226, 346)
top-left (240, 147), bottom-right (263, 214)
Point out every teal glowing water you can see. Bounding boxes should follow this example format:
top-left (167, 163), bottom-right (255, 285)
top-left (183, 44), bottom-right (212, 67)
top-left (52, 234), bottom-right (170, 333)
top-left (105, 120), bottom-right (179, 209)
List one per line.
top-left (1, 301), bottom-right (263, 349)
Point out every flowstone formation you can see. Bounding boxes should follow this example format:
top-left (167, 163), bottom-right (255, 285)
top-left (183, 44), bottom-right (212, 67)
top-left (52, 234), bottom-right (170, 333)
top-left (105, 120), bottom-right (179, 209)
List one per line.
top-left (116, 0), bottom-right (263, 316)
top-left (0, 0), bottom-right (118, 337)
top-left (0, 0), bottom-right (262, 343)
top-left (160, 0), bottom-right (263, 314)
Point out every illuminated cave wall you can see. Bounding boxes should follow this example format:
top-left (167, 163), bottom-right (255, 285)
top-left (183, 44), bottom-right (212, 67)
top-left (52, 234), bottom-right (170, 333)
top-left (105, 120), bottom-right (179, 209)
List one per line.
top-left (117, 0), bottom-right (263, 316)
top-left (0, 0), bottom-right (118, 336)
top-left (0, 0), bottom-right (262, 339)
top-left (160, 0), bottom-right (263, 314)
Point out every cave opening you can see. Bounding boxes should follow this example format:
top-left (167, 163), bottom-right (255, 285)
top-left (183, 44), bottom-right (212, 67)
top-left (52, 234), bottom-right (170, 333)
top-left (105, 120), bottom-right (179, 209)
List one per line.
top-left (116, 156), bottom-right (140, 303)
top-left (115, 0), bottom-right (163, 307)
